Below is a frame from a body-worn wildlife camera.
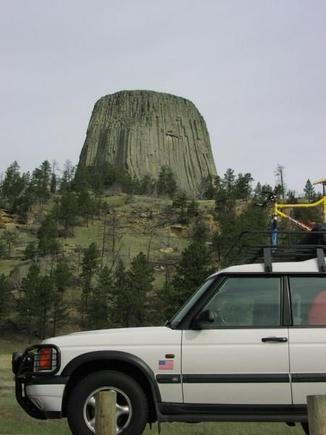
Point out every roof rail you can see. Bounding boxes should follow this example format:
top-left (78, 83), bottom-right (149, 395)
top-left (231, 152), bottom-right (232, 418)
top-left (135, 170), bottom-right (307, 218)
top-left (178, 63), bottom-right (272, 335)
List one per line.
top-left (223, 230), bottom-right (326, 273)
top-left (263, 247), bottom-right (272, 273)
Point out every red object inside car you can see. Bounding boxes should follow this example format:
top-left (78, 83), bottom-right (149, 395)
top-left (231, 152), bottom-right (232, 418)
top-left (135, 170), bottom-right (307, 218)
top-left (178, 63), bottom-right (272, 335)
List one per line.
top-left (308, 291), bottom-right (326, 325)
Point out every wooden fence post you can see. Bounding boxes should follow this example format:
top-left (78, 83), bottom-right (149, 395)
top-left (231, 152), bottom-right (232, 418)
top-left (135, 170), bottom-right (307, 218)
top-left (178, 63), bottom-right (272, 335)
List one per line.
top-left (95, 390), bottom-right (117, 435)
top-left (307, 395), bottom-right (326, 435)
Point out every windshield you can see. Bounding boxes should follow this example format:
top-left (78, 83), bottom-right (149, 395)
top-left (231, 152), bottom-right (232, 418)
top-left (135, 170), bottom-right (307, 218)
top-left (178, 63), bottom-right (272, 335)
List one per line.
top-left (168, 276), bottom-right (216, 327)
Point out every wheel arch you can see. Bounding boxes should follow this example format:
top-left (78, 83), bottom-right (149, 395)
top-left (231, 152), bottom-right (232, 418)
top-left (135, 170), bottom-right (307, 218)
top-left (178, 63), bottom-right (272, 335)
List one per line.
top-left (61, 351), bottom-right (160, 422)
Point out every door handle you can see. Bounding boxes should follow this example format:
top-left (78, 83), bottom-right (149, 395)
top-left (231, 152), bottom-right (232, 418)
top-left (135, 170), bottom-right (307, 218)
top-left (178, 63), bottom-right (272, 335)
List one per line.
top-left (261, 336), bottom-right (288, 343)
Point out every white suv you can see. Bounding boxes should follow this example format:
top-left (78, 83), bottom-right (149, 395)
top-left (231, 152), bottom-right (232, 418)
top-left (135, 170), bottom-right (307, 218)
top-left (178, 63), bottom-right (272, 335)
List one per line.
top-left (13, 253), bottom-right (326, 435)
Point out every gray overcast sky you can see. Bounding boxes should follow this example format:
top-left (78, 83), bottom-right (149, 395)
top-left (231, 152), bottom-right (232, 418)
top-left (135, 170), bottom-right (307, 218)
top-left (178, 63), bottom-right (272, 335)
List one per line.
top-left (0, 0), bottom-right (325, 192)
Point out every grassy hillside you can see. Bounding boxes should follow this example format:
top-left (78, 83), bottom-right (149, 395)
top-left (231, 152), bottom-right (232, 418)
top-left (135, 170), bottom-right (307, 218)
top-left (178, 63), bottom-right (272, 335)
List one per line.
top-left (0, 194), bottom-right (199, 275)
top-left (0, 194), bottom-right (217, 337)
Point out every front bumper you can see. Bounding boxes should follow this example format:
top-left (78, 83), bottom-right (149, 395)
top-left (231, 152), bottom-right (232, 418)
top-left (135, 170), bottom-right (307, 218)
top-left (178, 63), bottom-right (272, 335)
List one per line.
top-left (15, 376), bottom-right (67, 419)
top-left (13, 345), bottom-right (68, 420)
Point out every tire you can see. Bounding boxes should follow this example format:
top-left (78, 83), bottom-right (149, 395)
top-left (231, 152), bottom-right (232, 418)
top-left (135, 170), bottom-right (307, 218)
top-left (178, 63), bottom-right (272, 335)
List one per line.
top-left (67, 370), bottom-right (148, 435)
top-left (301, 422), bottom-right (310, 434)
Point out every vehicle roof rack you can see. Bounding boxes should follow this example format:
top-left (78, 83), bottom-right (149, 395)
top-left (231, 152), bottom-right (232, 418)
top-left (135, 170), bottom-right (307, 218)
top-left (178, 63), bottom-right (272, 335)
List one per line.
top-left (224, 231), bottom-right (326, 273)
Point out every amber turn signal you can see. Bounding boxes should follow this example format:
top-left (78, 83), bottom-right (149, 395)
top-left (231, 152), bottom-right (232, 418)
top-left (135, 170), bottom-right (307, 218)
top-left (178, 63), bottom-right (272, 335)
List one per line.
top-left (38, 347), bottom-right (53, 371)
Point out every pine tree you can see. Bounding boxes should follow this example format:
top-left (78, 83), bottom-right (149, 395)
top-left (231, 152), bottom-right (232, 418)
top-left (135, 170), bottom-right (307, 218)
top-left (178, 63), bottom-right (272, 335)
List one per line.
top-left (213, 197), bottom-right (270, 266)
top-left (1, 161), bottom-right (27, 208)
top-left (164, 215), bottom-right (212, 319)
top-left (86, 162), bottom-right (118, 193)
top-left (17, 264), bottom-right (41, 342)
top-left (215, 174), bottom-right (234, 216)
top-left (127, 252), bottom-right (154, 326)
top-left (73, 165), bottom-right (91, 193)
top-left (157, 166), bottom-right (177, 198)
top-left (18, 263), bottom-right (70, 339)
top-left (201, 174), bottom-right (216, 199)
top-left (58, 191), bottom-right (79, 236)
top-left (118, 170), bottom-right (138, 194)
top-left (59, 160), bottom-right (75, 192)
top-left (222, 168), bottom-right (236, 196)
top-left (187, 200), bottom-right (199, 219)
top-left (11, 187), bottom-right (34, 222)
top-left (212, 216), bottom-right (237, 264)
top-left (24, 241), bottom-right (38, 261)
top-left (0, 274), bottom-right (10, 324)
top-left (254, 182), bottom-right (262, 198)
top-left (111, 259), bottom-right (132, 327)
top-left (87, 266), bottom-right (113, 329)
top-left (30, 160), bottom-right (52, 203)
top-left (1, 230), bottom-right (18, 258)
top-left (138, 174), bottom-right (155, 195)
top-left (254, 183), bottom-right (274, 206)
top-left (37, 215), bottom-right (59, 255)
top-left (191, 218), bottom-right (210, 244)
top-left (51, 259), bottom-right (72, 336)
top-left (172, 192), bottom-right (188, 209)
top-left (235, 173), bottom-right (253, 199)
top-left (77, 189), bottom-right (95, 226)
top-left (0, 241), bottom-right (6, 259)
top-left (80, 243), bottom-right (99, 328)
top-left (237, 200), bottom-right (270, 255)
top-left (160, 275), bottom-right (176, 322)
top-left (50, 173), bottom-right (57, 194)
top-left (168, 241), bottom-right (212, 318)
top-left (172, 192), bottom-right (188, 223)
top-left (294, 182), bottom-right (321, 224)
top-left (304, 179), bottom-right (316, 201)
top-left (215, 169), bottom-right (254, 201)
top-left (34, 274), bottom-right (54, 339)
top-left (54, 259), bottom-right (72, 293)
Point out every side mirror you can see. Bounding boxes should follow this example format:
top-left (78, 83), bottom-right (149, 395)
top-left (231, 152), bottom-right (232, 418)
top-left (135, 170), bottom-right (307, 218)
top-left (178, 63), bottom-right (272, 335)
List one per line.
top-left (191, 309), bottom-right (216, 330)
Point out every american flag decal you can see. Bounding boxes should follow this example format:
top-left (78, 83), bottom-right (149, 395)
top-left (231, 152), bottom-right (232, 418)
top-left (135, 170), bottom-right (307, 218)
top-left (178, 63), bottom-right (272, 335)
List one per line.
top-left (159, 359), bottom-right (174, 370)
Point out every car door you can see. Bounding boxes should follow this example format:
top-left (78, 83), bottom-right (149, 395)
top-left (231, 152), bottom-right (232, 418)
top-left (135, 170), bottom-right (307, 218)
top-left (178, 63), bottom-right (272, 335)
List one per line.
top-left (288, 275), bottom-right (326, 404)
top-left (182, 275), bottom-right (292, 405)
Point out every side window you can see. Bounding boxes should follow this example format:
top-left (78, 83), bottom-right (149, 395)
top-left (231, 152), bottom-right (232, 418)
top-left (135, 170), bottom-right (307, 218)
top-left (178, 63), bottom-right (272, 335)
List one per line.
top-left (290, 277), bottom-right (326, 326)
top-left (202, 277), bottom-right (281, 328)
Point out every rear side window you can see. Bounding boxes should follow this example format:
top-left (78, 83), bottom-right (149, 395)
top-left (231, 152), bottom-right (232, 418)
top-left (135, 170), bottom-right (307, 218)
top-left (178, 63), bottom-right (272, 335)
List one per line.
top-left (290, 277), bottom-right (326, 326)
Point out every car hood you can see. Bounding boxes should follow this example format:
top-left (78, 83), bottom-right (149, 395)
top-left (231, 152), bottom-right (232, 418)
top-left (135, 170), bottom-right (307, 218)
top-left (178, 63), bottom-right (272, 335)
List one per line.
top-left (43, 326), bottom-right (181, 348)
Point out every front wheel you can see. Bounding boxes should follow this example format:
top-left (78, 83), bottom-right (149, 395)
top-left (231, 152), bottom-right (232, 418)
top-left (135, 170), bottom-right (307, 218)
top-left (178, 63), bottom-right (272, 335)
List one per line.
top-left (67, 370), bottom-right (148, 435)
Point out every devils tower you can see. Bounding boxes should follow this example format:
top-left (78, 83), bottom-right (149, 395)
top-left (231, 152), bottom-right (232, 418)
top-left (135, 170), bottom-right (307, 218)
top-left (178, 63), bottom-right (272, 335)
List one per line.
top-left (78, 90), bottom-right (217, 196)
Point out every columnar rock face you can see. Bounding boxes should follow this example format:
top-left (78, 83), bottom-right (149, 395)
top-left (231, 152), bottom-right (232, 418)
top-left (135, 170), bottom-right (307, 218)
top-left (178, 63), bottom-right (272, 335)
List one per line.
top-left (78, 90), bottom-right (217, 196)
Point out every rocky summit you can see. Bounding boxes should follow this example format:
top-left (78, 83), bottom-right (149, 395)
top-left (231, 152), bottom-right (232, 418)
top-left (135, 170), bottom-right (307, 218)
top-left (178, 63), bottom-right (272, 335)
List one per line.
top-left (78, 90), bottom-right (217, 196)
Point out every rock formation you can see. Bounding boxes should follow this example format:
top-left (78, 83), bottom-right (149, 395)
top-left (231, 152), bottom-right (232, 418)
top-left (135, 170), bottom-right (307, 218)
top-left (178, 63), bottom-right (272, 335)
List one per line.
top-left (78, 90), bottom-right (217, 196)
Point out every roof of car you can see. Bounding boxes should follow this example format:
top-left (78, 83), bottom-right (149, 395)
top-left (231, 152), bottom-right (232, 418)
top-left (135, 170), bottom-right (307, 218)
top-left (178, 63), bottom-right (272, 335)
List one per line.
top-left (211, 257), bottom-right (325, 276)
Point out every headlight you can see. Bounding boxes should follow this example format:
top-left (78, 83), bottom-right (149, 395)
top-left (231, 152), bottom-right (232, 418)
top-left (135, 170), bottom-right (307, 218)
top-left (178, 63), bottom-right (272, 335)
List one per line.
top-left (34, 346), bottom-right (59, 372)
